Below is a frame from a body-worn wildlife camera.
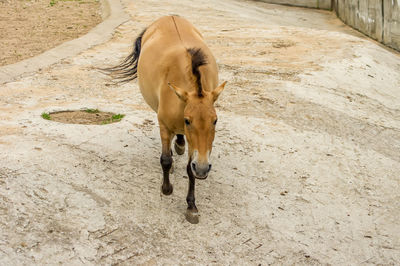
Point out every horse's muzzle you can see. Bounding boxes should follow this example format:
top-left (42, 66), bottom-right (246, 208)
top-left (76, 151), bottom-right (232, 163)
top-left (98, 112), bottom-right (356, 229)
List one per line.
top-left (194, 174), bottom-right (208, 180)
top-left (191, 161), bottom-right (211, 180)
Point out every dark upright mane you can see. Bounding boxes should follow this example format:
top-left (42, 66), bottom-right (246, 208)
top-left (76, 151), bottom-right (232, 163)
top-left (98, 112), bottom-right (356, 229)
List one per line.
top-left (187, 48), bottom-right (207, 97)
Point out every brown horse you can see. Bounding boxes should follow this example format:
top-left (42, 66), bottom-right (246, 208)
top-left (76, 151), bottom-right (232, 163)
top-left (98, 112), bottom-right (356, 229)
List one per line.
top-left (104, 16), bottom-right (226, 223)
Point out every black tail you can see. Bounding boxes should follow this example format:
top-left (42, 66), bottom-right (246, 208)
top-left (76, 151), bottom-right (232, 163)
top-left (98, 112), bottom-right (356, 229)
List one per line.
top-left (100, 29), bottom-right (146, 83)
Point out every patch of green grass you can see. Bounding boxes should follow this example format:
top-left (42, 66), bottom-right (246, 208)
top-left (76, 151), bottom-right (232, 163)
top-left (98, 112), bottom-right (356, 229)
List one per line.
top-left (112, 114), bottom-right (125, 121)
top-left (84, 108), bottom-right (100, 114)
top-left (49, 0), bottom-right (90, 6)
top-left (41, 112), bottom-right (51, 120)
top-left (102, 114), bottom-right (125, 124)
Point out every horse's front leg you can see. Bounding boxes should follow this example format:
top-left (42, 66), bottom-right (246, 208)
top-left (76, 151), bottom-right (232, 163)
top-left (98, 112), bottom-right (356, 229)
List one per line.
top-left (185, 159), bottom-right (199, 224)
top-left (159, 123), bottom-right (173, 195)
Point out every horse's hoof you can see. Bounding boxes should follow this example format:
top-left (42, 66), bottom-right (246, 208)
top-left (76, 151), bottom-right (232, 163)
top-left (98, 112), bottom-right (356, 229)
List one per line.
top-left (174, 141), bottom-right (185, 155)
top-left (185, 208), bottom-right (199, 224)
top-left (161, 184), bottom-right (173, 195)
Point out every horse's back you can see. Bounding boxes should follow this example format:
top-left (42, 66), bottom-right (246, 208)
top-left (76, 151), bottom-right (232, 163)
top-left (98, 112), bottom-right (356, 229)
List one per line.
top-left (144, 16), bottom-right (204, 50)
top-left (137, 16), bottom-right (192, 112)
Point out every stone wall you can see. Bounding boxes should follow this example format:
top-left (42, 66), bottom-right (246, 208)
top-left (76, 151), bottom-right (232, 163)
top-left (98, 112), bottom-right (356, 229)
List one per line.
top-left (259, 0), bottom-right (400, 52)
top-left (334, 0), bottom-right (384, 42)
top-left (258, 0), bottom-right (332, 9)
top-left (332, 0), bottom-right (400, 51)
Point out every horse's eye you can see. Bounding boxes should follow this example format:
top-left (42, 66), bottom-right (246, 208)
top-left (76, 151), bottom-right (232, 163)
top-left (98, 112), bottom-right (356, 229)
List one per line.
top-left (213, 119), bottom-right (218, 125)
top-left (184, 118), bottom-right (190, 126)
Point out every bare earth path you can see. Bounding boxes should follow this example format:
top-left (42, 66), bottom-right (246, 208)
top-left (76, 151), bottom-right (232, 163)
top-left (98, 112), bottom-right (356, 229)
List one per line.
top-left (0, 0), bottom-right (101, 66)
top-left (0, 0), bottom-right (399, 264)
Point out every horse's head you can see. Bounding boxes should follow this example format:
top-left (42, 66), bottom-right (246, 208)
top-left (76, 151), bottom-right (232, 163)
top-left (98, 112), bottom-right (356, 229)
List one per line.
top-left (169, 81), bottom-right (226, 179)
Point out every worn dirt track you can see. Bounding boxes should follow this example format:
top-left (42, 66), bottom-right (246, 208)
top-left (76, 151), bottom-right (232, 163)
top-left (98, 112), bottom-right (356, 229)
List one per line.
top-left (0, 0), bottom-right (101, 66)
top-left (1, 0), bottom-right (400, 265)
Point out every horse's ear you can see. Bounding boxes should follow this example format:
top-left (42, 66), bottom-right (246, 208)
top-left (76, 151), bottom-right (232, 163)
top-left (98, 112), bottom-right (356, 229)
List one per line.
top-left (168, 83), bottom-right (188, 102)
top-left (212, 81), bottom-right (227, 102)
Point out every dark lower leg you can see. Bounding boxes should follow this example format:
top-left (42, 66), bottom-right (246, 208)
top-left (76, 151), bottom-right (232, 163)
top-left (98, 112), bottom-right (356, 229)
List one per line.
top-left (159, 122), bottom-right (173, 195)
top-left (186, 161), bottom-right (197, 212)
top-left (174, 134), bottom-right (185, 155)
top-left (185, 161), bottom-right (199, 224)
top-left (176, 134), bottom-right (185, 146)
top-left (160, 151), bottom-right (173, 195)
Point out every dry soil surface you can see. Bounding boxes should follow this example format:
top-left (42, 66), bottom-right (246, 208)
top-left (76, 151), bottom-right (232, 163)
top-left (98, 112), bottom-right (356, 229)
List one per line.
top-left (46, 110), bottom-right (124, 125)
top-left (0, 0), bottom-right (101, 66)
top-left (0, 0), bottom-right (400, 265)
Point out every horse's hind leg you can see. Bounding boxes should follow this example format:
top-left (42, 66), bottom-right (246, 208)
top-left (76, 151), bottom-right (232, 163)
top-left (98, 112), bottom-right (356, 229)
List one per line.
top-left (159, 123), bottom-right (173, 195)
top-left (174, 134), bottom-right (185, 155)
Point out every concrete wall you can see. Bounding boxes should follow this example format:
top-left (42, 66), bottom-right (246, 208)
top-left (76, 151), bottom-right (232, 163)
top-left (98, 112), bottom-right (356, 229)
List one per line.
top-left (332, 0), bottom-right (400, 51)
top-left (383, 0), bottom-right (400, 51)
top-left (260, 0), bottom-right (400, 52)
top-left (259, 0), bottom-right (332, 9)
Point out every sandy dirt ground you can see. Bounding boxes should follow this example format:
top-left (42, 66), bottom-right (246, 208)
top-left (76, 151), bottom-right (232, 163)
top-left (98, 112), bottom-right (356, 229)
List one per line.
top-left (0, 0), bottom-right (101, 66)
top-left (0, 0), bottom-right (400, 264)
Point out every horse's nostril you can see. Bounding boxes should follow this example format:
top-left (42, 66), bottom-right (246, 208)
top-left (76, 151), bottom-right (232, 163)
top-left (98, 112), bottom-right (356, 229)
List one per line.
top-left (208, 164), bottom-right (212, 172)
top-left (191, 162), bottom-right (196, 171)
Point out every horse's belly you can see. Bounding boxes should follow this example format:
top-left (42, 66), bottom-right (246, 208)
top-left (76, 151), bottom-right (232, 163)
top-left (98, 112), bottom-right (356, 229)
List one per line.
top-left (138, 77), bottom-right (159, 112)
